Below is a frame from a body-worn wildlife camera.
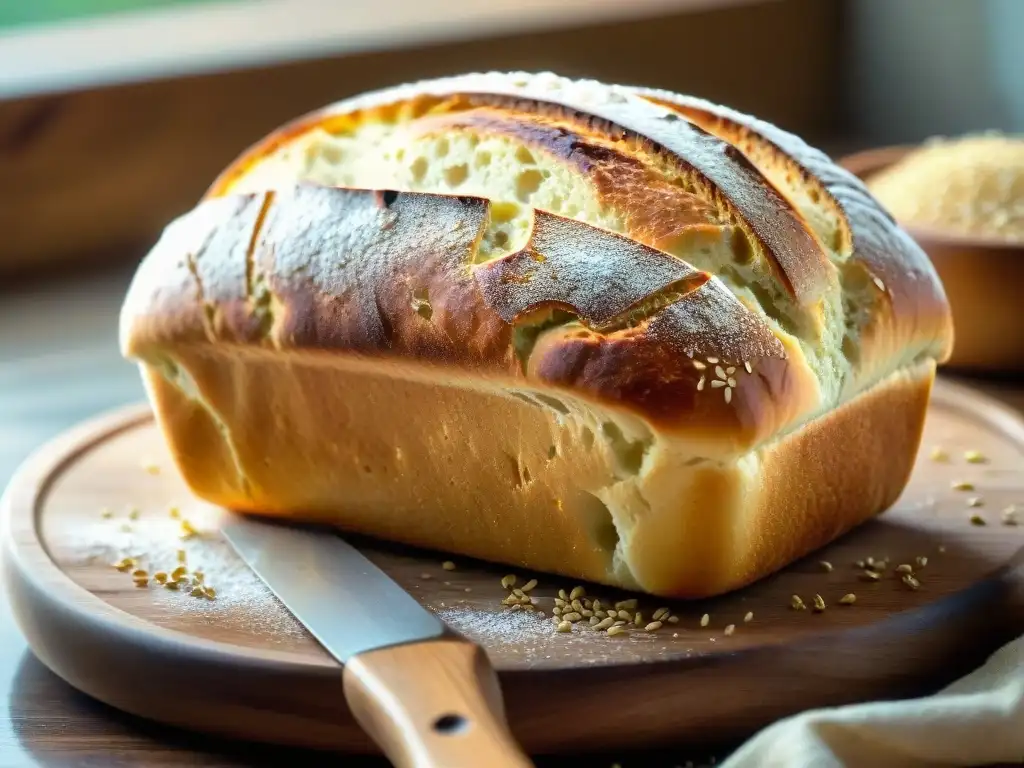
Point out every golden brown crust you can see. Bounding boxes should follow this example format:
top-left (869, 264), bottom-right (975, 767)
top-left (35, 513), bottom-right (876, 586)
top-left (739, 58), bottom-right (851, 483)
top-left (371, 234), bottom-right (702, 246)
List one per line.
top-left (636, 90), bottom-right (955, 386)
top-left (123, 184), bottom-right (809, 447)
top-left (120, 71), bottom-right (954, 598)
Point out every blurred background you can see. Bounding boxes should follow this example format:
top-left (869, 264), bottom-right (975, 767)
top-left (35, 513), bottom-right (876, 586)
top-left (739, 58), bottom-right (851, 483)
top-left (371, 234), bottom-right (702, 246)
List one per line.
top-left (1, 2), bottom-right (1023, 765)
top-left (1, 0), bottom-right (1023, 488)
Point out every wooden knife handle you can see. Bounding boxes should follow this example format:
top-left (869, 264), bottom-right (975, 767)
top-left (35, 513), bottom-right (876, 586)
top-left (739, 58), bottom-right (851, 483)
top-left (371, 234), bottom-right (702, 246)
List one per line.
top-left (342, 638), bottom-right (534, 768)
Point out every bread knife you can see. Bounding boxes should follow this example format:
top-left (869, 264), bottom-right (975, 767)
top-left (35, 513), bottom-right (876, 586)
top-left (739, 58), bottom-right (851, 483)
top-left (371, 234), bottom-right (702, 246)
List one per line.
top-left (221, 514), bottom-right (534, 768)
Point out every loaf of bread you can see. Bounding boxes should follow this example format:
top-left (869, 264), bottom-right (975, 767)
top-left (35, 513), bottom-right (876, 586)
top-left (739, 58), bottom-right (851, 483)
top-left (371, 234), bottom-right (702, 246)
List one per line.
top-left (120, 72), bottom-right (954, 599)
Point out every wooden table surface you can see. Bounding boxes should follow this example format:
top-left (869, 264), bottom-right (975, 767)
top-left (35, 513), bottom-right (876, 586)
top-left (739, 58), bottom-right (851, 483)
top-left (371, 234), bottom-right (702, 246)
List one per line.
top-left (1, 265), bottom-right (1021, 768)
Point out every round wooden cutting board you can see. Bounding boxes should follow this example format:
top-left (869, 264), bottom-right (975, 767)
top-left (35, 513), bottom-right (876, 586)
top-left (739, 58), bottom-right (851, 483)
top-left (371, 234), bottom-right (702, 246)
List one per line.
top-left (3, 379), bottom-right (1024, 755)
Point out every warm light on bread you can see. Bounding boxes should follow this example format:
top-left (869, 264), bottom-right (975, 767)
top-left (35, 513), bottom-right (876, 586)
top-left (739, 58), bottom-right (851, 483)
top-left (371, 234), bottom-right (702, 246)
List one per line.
top-left (866, 133), bottom-right (1024, 242)
top-left (119, 72), bottom-right (953, 598)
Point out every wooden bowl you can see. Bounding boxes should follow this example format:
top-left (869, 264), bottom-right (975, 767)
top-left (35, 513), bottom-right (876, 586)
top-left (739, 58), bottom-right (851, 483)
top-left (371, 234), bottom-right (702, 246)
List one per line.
top-left (839, 145), bottom-right (1024, 373)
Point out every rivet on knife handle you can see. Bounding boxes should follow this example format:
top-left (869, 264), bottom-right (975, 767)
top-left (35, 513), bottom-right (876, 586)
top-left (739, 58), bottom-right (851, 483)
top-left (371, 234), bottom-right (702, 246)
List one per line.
top-left (343, 638), bottom-right (534, 768)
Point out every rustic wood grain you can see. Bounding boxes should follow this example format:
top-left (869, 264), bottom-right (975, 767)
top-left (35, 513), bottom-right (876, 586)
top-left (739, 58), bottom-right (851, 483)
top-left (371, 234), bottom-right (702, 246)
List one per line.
top-left (3, 379), bottom-right (1024, 760)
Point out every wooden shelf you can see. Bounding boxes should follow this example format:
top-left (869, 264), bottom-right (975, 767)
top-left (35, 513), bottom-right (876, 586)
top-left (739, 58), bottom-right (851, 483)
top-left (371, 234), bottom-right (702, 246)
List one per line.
top-left (0, 0), bottom-right (763, 99)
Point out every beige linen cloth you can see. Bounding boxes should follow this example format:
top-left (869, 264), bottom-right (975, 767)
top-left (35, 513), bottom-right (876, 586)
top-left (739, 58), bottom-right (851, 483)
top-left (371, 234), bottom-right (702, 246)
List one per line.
top-left (721, 635), bottom-right (1024, 767)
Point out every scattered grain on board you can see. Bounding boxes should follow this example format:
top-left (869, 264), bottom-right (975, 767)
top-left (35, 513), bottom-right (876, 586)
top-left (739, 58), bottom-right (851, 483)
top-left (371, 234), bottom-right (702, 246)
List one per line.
top-left (521, 578), bottom-right (538, 592)
top-left (967, 496), bottom-right (984, 508)
top-left (902, 574), bottom-right (921, 590)
top-left (860, 570), bottom-right (881, 582)
top-left (951, 480), bottom-right (974, 491)
top-left (501, 574), bottom-right (517, 589)
top-left (744, 611), bottom-right (754, 623)
top-left (645, 621), bottom-right (663, 632)
top-left (929, 446), bottom-right (949, 462)
top-left (570, 586), bottom-right (586, 600)
top-left (896, 564), bottom-right (914, 574)
top-left (1003, 506), bottom-right (1020, 526)
top-left (442, 561), bottom-right (456, 571)
top-left (700, 613), bottom-right (710, 627)
top-left (970, 514), bottom-right (987, 526)
top-left (839, 593), bottom-right (857, 605)
top-left (964, 450), bottom-right (987, 464)
top-left (724, 624), bottom-right (736, 636)
top-left (556, 620), bottom-right (572, 633)
top-left (812, 594), bottom-right (827, 612)
top-left (607, 625), bottom-right (627, 636)
top-left (916, 556), bottom-right (929, 567)
top-left (791, 595), bottom-right (807, 610)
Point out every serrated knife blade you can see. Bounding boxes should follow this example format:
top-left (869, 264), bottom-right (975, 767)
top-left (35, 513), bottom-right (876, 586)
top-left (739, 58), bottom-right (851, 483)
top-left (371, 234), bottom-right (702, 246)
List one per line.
top-left (221, 513), bottom-right (533, 768)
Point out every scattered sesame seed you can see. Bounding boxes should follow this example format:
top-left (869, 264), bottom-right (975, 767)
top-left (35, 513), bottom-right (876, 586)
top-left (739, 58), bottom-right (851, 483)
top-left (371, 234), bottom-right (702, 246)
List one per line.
top-left (726, 366), bottom-right (736, 375)
top-left (464, 587), bottom-right (472, 593)
top-left (1003, 506), bottom-right (1019, 526)
top-left (951, 480), bottom-right (974, 491)
top-left (964, 450), bottom-right (987, 464)
top-left (606, 625), bottom-right (627, 636)
top-left (554, 597), bottom-right (567, 608)
top-left (895, 564), bottom-right (914, 574)
top-left (967, 496), bottom-right (984, 508)
top-left (169, 507), bottom-right (181, 519)
top-left (501, 574), bottom-right (517, 589)
top-left (190, 586), bottom-right (205, 597)
top-left (571, 599), bottom-right (584, 613)
top-left (113, 558), bottom-right (135, 572)
top-left (744, 611), bottom-right (754, 623)
top-left (839, 593), bottom-right (857, 605)
top-left (861, 570), bottom-right (881, 582)
top-left (581, 608), bottom-right (593, 618)
top-left (134, 578), bottom-right (149, 588)
top-left (556, 620), bottom-right (572, 633)
top-left (203, 587), bottom-right (217, 599)
top-left (938, 545), bottom-right (947, 553)
top-left (744, 361), bottom-right (753, 374)
top-left (154, 572), bottom-right (167, 584)
top-left (707, 357), bottom-right (719, 364)
top-left (902, 574), bottom-right (921, 590)
top-left (617, 610), bottom-right (632, 621)
top-left (715, 365), bottom-right (727, 380)
top-left (131, 569), bottom-right (148, 579)
top-left (812, 594), bottom-right (826, 612)
top-left (442, 561), bottom-right (456, 571)
top-left (970, 514), bottom-right (987, 526)
top-left (724, 624), bottom-right (736, 636)
top-left (790, 595), bottom-right (806, 610)
top-left (589, 616), bottom-right (600, 626)
top-left (510, 604), bottom-right (522, 612)
top-left (820, 561), bottom-right (833, 572)
top-left (855, 559), bottom-right (865, 568)
top-left (615, 599), bottom-right (637, 611)
top-left (711, 380), bottom-right (726, 389)
top-left (562, 612), bottom-right (582, 623)
top-left (513, 588), bottom-right (526, 598)
top-left (171, 566), bottom-right (188, 581)
top-left (696, 376), bottom-right (706, 391)
top-left (120, 524), bottom-right (133, 533)
top-left (550, 605), bottom-right (562, 614)
top-left (592, 599), bottom-right (603, 612)
top-left (700, 613), bottom-right (710, 627)
top-left (420, 573), bottom-right (432, 580)
top-left (128, 508), bottom-right (141, 521)
top-left (179, 520), bottom-right (198, 540)
top-left (667, 615), bottom-right (679, 624)
top-left (177, 549), bottom-right (187, 563)
top-left (100, 508), bottom-right (113, 519)
top-left (521, 578), bottom-right (538, 592)
top-left (558, 589), bottom-right (569, 601)
top-left (164, 580), bottom-right (180, 591)
top-left (673, 632), bottom-right (679, 638)
top-left (645, 621), bottom-right (663, 632)
top-left (652, 607), bottom-right (669, 621)
top-left (724, 388), bottom-right (733, 404)
top-left (872, 276), bottom-right (886, 292)
top-left (143, 462), bottom-right (160, 475)
top-left (594, 617), bottom-right (615, 630)
top-left (569, 586), bottom-right (586, 600)
top-left (692, 360), bottom-right (707, 370)
top-left (929, 446), bottom-right (949, 462)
